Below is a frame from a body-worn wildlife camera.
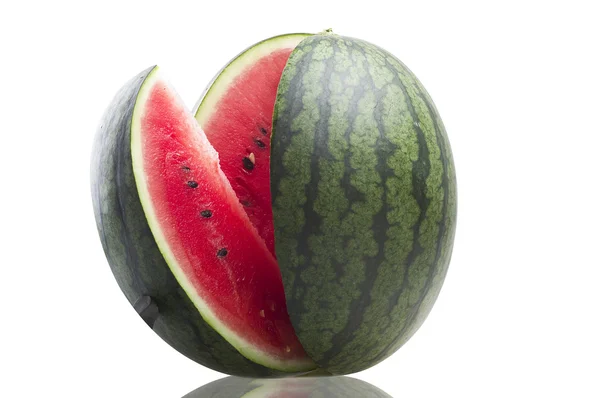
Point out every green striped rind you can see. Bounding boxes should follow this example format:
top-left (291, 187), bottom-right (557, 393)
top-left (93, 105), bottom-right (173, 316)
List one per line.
top-left (183, 376), bottom-right (392, 397)
top-left (271, 34), bottom-right (457, 374)
top-left (90, 67), bottom-right (291, 377)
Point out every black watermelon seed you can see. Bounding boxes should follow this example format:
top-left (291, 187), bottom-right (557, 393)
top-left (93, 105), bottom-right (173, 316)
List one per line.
top-left (242, 157), bottom-right (255, 171)
top-left (187, 181), bottom-right (199, 188)
top-left (260, 127), bottom-right (268, 136)
top-left (200, 210), bottom-right (212, 218)
top-left (217, 248), bottom-right (228, 257)
top-left (240, 200), bottom-right (251, 207)
top-left (182, 166), bottom-right (191, 172)
top-left (254, 138), bottom-right (266, 148)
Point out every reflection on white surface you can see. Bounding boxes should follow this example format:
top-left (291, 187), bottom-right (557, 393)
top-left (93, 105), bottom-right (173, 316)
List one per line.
top-left (183, 376), bottom-right (393, 397)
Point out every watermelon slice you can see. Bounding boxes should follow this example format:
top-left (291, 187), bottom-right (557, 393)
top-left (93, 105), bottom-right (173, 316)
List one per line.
top-left (129, 66), bottom-right (314, 372)
top-left (194, 33), bottom-right (309, 256)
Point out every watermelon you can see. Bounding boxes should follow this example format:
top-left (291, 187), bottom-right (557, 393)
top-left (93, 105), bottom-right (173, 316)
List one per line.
top-left (91, 66), bottom-right (315, 375)
top-left (91, 30), bottom-right (456, 376)
top-left (183, 376), bottom-right (393, 397)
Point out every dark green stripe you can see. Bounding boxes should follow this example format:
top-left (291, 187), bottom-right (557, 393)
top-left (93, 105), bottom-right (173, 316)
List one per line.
top-left (379, 49), bottom-right (431, 317)
top-left (292, 38), bottom-right (365, 359)
top-left (329, 40), bottom-right (439, 371)
top-left (271, 37), bottom-right (327, 304)
top-left (319, 39), bottom-right (397, 366)
top-left (292, 39), bottom-right (336, 311)
top-left (371, 53), bottom-right (451, 361)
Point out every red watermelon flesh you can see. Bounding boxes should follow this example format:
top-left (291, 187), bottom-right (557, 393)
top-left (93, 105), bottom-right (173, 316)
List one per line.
top-left (132, 70), bottom-right (314, 371)
top-left (197, 48), bottom-right (295, 256)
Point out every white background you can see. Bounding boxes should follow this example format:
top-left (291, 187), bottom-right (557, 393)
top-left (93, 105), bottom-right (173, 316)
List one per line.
top-left (1, 1), bottom-right (599, 397)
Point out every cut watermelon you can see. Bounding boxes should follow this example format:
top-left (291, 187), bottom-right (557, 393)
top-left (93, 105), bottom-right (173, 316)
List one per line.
top-left (130, 67), bottom-right (314, 372)
top-left (92, 31), bottom-right (455, 376)
top-left (194, 33), bottom-right (310, 255)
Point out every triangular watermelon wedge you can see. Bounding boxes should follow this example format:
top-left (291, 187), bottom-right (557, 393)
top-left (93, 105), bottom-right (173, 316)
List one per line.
top-left (131, 67), bottom-right (314, 372)
top-left (92, 62), bottom-right (315, 373)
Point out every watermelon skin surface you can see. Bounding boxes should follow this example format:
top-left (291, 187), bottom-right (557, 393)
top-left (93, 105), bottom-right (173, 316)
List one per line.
top-left (90, 67), bottom-right (295, 377)
top-left (183, 376), bottom-right (392, 397)
top-left (271, 34), bottom-right (457, 374)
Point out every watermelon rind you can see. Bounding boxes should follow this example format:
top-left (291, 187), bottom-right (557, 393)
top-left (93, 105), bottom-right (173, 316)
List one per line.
top-left (271, 33), bottom-right (457, 374)
top-left (194, 33), bottom-right (311, 124)
top-left (91, 66), bottom-right (310, 376)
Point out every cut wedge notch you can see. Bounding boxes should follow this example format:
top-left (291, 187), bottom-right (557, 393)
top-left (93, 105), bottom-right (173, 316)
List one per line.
top-left (194, 33), bottom-right (310, 256)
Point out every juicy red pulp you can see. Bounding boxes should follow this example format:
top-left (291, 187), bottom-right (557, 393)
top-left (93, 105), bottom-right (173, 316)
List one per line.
top-left (201, 48), bottom-right (295, 256)
top-left (140, 78), bottom-right (308, 363)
